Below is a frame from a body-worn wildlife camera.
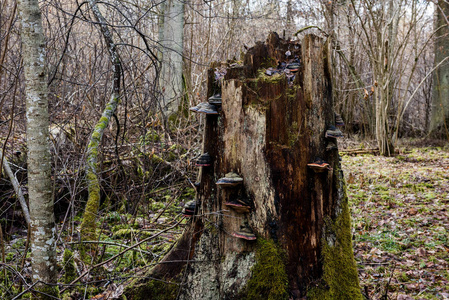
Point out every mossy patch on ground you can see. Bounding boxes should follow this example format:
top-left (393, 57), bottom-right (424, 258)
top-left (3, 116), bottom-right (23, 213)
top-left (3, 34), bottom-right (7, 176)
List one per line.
top-left (63, 249), bottom-right (76, 284)
top-left (33, 284), bottom-right (60, 300)
top-left (124, 277), bottom-right (179, 300)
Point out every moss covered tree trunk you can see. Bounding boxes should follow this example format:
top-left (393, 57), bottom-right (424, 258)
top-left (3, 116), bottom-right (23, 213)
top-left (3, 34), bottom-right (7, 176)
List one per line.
top-left (126, 33), bottom-right (361, 299)
top-left (79, 0), bottom-right (121, 260)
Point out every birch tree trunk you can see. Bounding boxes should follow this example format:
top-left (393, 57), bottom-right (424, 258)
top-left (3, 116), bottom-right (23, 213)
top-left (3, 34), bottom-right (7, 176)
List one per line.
top-left (159, 0), bottom-right (185, 118)
top-left (126, 33), bottom-right (361, 300)
top-left (431, 0), bottom-right (449, 138)
top-left (17, 0), bottom-right (59, 296)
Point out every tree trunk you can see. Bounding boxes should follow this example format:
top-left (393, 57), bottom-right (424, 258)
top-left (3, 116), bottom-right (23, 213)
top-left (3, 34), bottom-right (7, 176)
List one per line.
top-left (18, 0), bottom-right (59, 297)
top-left (374, 0), bottom-right (396, 156)
top-left (430, 0), bottom-right (449, 138)
top-left (159, 0), bottom-right (185, 118)
top-left (126, 33), bottom-right (361, 300)
top-left (79, 0), bottom-right (121, 260)
top-left (286, 0), bottom-right (295, 38)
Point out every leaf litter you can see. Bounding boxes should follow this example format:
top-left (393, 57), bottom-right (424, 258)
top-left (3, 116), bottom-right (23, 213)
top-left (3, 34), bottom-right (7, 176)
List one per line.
top-left (342, 146), bottom-right (449, 299)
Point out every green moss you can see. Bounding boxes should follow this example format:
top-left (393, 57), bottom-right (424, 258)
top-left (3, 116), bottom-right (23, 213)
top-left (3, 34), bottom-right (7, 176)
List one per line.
top-left (80, 171), bottom-right (101, 261)
top-left (152, 242), bottom-right (173, 254)
top-left (288, 121), bottom-right (299, 147)
top-left (308, 174), bottom-right (362, 300)
top-left (125, 278), bottom-right (179, 300)
top-left (104, 211), bottom-right (121, 224)
top-left (165, 145), bottom-right (180, 162)
top-left (98, 116), bottom-right (109, 125)
top-left (240, 239), bottom-right (289, 300)
top-left (12, 238), bottom-right (25, 249)
top-left (182, 187), bottom-right (195, 199)
top-left (5, 252), bottom-right (14, 262)
top-left (34, 284), bottom-right (60, 300)
top-left (91, 131), bottom-right (101, 140)
top-left (261, 56), bottom-right (277, 69)
top-left (140, 129), bottom-right (161, 144)
top-left (112, 228), bottom-right (154, 239)
top-left (63, 249), bottom-right (76, 284)
top-left (257, 71), bottom-right (283, 83)
top-left (168, 113), bottom-right (180, 125)
top-left (150, 154), bottom-right (165, 164)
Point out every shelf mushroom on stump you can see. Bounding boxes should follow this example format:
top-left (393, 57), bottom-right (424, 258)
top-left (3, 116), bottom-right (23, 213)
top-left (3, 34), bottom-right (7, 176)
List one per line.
top-left (125, 32), bottom-right (362, 300)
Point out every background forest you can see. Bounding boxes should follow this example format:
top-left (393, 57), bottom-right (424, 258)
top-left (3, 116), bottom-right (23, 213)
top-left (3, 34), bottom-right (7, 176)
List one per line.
top-left (0, 0), bottom-right (448, 299)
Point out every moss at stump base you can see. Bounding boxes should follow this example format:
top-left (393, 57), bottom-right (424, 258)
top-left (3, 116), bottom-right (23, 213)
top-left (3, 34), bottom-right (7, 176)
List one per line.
top-left (308, 179), bottom-right (362, 300)
top-left (240, 238), bottom-right (289, 300)
top-left (124, 278), bottom-right (179, 300)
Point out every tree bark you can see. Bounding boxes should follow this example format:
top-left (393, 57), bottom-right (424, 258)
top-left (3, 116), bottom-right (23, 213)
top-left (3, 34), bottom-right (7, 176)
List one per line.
top-left (17, 0), bottom-right (59, 296)
top-left (431, 0), bottom-right (449, 138)
top-left (126, 33), bottom-right (361, 300)
top-left (159, 0), bottom-right (185, 118)
top-left (373, 0), bottom-right (396, 156)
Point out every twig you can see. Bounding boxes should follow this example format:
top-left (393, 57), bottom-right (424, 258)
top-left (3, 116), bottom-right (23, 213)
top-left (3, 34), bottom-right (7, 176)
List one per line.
top-left (61, 217), bottom-right (184, 293)
top-left (0, 224), bottom-right (6, 287)
top-left (19, 224), bottom-right (31, 294)
top-left (295, 25), bottom-right (329, 36)
top-left (381, 261), bottom-right (396, 300)
top-left (66, 240), bottom-right (155, 256)
top-left (9, 273), bottom-right (36, 300)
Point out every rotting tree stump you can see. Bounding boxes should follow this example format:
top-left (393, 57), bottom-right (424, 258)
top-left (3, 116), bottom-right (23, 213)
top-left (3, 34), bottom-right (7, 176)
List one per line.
top-left (126, 33), bottom-right (362, 300)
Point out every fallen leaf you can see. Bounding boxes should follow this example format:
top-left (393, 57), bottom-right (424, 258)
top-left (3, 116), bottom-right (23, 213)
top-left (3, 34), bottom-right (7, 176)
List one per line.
top-left (408, 207), bottom-right (418, 215)
top-left (369, 247), bottom-right (382, 255)
top-left (416, 247), bottom-right (426, 257)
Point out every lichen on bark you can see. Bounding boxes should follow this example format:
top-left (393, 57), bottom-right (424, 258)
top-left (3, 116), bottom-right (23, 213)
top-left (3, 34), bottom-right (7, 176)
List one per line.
top-left (18, 0), bottom-right (59, 295)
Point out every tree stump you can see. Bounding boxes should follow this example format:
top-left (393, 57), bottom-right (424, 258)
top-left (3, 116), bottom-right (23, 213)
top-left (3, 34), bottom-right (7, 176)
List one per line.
top-left (126, 33), bottom-right (362, 300)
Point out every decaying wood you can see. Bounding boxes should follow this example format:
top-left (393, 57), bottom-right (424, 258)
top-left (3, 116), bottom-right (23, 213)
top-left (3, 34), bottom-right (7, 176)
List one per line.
top-left (126, 33), bottom-right (361, 300)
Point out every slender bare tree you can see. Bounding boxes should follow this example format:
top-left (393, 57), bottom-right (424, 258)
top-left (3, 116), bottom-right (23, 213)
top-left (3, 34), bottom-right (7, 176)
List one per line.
top-left (17, 0), bottom-right (59, 297)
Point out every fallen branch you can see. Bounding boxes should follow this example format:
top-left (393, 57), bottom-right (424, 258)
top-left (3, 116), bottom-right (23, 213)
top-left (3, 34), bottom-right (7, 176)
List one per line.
top-left (0, 153), bottom-right (30, 226)
top-left (340, 148), bottom-right (380, 155)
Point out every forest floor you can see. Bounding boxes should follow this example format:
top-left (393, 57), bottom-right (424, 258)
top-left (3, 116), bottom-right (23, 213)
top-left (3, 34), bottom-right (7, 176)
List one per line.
top-left (2, 140), bottom-right (449, 300)
top-left (341, 143), bottom-right (449, 300)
